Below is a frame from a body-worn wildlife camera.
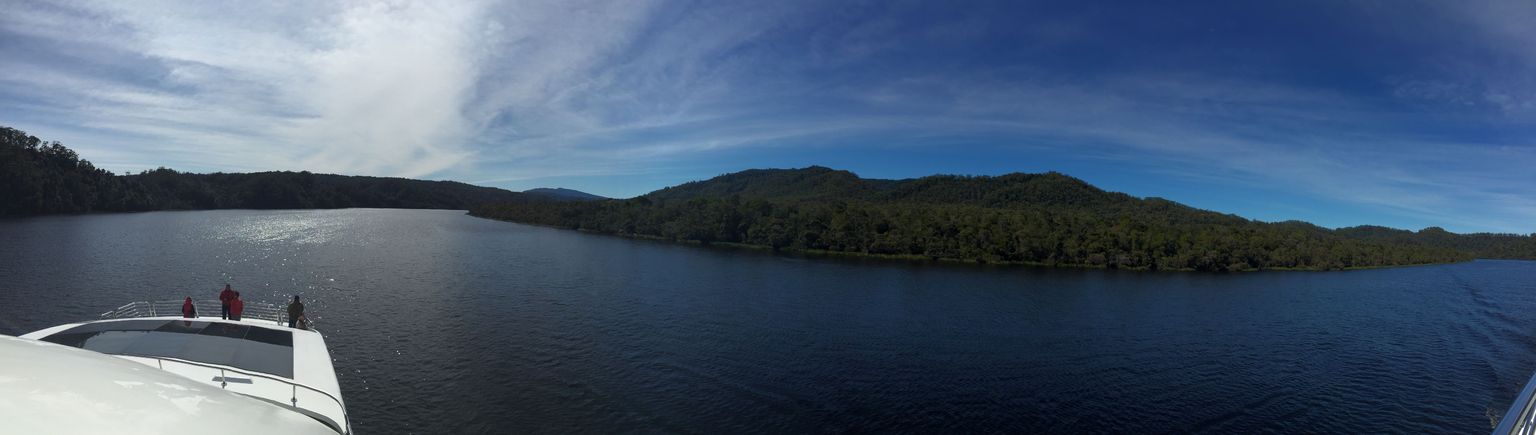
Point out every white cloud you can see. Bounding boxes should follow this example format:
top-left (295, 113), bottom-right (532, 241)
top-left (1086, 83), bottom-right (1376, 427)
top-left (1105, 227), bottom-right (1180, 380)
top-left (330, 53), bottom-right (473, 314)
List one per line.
top-left (2, 0), bottom-right (498, 177)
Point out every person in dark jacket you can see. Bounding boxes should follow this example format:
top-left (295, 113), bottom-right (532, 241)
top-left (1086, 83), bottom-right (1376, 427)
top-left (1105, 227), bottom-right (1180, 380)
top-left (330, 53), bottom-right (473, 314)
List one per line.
top-left (219, 284), bottom-right (236, 319)
top-left (287, 295), bottom-right (305, 329)
top-left (181, 297), bottom-right (197, 318)
top-left (230, 292), bottom-right (244, 321)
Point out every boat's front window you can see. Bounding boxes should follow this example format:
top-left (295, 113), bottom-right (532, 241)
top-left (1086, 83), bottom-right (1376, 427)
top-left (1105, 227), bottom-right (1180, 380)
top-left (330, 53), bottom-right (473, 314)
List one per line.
top-left (39, 320), bottom-right (295, 377)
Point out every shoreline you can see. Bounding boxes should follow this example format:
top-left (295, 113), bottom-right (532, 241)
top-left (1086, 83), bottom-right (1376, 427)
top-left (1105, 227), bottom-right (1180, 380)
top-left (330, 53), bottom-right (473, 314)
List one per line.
top-left (465, 212), bottom-right (1468, 273)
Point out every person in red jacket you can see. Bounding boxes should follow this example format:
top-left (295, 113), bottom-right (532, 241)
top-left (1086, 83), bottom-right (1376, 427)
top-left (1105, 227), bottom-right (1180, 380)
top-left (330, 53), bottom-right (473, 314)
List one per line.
top-left (229, 292), bottom-right (244, 321)
top-left (181, 297), bottom-right (197, 318)
top-left (219, 284), bottom-right (236, 319)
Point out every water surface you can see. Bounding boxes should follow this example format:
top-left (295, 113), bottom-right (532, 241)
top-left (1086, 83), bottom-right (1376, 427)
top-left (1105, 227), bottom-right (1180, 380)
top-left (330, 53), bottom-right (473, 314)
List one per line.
top-left (1, 209), bottom-right (1533, 433)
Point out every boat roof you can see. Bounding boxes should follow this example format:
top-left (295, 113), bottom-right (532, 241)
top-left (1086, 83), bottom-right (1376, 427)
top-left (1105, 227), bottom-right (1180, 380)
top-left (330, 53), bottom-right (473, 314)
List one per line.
top-left (0, 335), bottom-right (337, 435)
top-left (20, 316), bottom-right (349, 434)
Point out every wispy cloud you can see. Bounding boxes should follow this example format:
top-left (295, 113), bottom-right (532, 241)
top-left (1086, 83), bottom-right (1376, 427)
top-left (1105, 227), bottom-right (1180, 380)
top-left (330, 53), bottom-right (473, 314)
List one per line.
top-left (1, 0), bottom-right (495, 177)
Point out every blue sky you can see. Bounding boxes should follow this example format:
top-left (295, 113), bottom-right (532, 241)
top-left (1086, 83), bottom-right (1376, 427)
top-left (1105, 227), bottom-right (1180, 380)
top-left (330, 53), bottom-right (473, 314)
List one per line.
top-left (2, 1), bottom-right (1534, 233)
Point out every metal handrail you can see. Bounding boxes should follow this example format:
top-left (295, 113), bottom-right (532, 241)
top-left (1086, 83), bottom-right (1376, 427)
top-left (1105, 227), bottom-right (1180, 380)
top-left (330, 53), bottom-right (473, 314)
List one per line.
top-left (139, 355), bottom-right (350, 434)
top-left (1496, 368), bottom-right (1536, 434)
top-left (1505, 395), bottom-right (1536, 435)
top-left (100, 300), bottom-right (311, 328)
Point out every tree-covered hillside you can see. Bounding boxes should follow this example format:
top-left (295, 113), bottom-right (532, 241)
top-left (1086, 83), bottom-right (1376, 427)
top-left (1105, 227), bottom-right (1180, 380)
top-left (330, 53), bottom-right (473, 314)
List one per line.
top-left (1334, 225), bottom-right (1536, 259)
top-left (0, 126), bottom-right (527, 216)
top-left (472, 167), bottom-right (1535, 271)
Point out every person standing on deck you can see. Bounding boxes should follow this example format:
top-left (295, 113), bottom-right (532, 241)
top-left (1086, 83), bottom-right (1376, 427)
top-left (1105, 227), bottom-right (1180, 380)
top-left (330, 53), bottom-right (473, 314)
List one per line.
top-left (287, 295), bottom-right (304, 329)
top-left (219, 284), bottom-right (236, 319)
top-left (229, 292), bottom-right (244, 321)
top-left (181, 297), bottom-right (197, 318)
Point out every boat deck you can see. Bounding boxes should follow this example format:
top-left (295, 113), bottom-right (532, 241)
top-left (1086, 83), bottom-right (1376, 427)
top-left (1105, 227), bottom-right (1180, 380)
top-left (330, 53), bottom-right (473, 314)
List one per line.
top-left (20, 313), bottom-right (348, 434)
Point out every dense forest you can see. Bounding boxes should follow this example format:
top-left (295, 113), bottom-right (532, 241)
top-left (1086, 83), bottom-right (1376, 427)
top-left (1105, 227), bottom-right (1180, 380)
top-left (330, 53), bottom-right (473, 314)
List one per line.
top-left (471, 166), bottom-right (1536, 271)
top-left (0, 126), bottom-right (560, 216)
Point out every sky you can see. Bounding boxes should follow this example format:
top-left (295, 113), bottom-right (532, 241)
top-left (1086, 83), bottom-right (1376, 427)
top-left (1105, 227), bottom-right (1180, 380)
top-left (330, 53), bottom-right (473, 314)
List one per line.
top-left (1, 1), bottom-right (1534, 234)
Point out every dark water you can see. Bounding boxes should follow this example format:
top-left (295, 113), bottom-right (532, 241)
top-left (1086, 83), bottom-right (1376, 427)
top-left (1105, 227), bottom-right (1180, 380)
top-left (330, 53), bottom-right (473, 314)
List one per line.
top-left (2, 209), bottom-right (1535, 434)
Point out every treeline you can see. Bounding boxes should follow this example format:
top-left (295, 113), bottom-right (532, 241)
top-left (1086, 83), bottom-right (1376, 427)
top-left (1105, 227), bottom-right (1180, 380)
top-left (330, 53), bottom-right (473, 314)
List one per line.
top-left (471, 167), bottom-right (1534, 271)
top-left (1334, 225), bottom-right (1536, 259)
top-left (0, 126), bottom-right (529, 216)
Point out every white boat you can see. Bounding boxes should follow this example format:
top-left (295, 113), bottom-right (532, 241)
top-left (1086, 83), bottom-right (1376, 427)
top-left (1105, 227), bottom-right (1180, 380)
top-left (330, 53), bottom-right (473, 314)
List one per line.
top-left (1498, 371), bottom-right (1536, 435)
top-left (1, 300), bottom-right (350, 435)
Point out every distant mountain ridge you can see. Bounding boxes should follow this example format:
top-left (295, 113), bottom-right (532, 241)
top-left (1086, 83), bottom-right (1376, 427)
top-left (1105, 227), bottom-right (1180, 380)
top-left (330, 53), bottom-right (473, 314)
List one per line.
top-left (472, 166), bottom-right (1536, 271)
top-left (523, 187), bottom-right (605, 201)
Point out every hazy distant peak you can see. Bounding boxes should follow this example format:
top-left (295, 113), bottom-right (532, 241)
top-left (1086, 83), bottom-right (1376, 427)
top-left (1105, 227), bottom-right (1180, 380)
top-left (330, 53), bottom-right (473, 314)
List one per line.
top-left (523, 188), bottom-right (606, 201)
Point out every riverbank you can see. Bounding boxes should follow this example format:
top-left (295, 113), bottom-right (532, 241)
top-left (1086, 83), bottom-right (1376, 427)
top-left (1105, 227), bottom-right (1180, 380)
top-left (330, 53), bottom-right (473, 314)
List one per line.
top-left (467, 212), bottom-right (1464, 272)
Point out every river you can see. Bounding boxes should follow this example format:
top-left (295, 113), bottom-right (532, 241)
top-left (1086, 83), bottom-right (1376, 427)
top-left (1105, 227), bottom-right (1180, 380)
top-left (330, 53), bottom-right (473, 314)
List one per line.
top-left (1, 208), bottom-right (1533, 433)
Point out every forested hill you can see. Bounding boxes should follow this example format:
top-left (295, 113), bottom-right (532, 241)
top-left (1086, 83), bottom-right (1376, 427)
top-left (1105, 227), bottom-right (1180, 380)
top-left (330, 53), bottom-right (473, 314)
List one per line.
top-left (0, 126), bottom-right (530, 216)
top-left (471, 166), bottom-right (1536, 271)
top-left (1333, 225), bottom-right (1536, 259)
top-left (646, 166), bottom-right (1124, 207)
